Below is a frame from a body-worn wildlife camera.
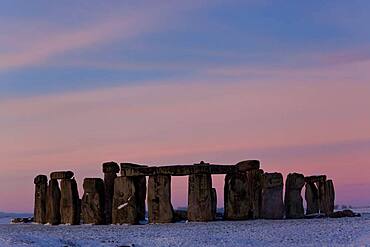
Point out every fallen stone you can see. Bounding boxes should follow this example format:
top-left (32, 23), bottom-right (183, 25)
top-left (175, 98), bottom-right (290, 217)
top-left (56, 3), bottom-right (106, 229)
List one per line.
top-left (285, 173), bottom-right (305, 219)
top-left (148, 175), bottom-right (174, 223)
top-left (34, 175), bottom-right (47, 224)
top-left (261, 172), bottom-right (284, 219)
top-left (46, 179), bottom-right (61, 225)
top-left (328, 209), bottom-right (361, 218)
top-left (81, 178), bottom-right (105, 224)
top-left (188, 173), bottom-right (213, 222)
top-left (60, 178), bottom-right (80, 225)
top-left (50, 171), bottom-right (74, 180)
top-left (173, 210), bottom-right (188, 221)
top-left (11, 217), bottom-right (33, 224)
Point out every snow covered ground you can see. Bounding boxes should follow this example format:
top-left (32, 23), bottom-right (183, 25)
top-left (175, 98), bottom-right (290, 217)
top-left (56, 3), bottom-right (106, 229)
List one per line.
top-left (1, 213), bottom-right (370, 246)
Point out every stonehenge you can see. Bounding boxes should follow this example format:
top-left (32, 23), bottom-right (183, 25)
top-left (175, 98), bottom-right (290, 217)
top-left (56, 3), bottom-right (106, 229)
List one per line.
top-left (34, 175), bottom-right (47, 224)
top-left (103, 161), bottom-right (120, 224)
top-left (261, 172), bottom-right (284, 219)
top-left (285, 173), bottom-right (305, 219)
top-left (188, 170), bottom-right (213, 221)
top-left (46, 179), bottom-right (61, 225)
top-left (81, 178), bottom-right (105, 224)
top-left (147, 175), bottom-right (174, 223)
top-left (224, 161), bottom-right (262, 220)
top-left (34, 160), bottom-right (338, 226)
top-left (304, 175), bottom-right (335, 216)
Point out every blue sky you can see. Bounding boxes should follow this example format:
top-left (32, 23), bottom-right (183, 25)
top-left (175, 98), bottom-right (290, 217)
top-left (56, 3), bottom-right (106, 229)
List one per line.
top-left (1, 0), bottom-right (370, 211)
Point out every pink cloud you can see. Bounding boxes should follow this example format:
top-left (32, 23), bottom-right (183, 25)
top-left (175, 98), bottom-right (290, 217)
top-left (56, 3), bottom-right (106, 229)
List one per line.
top-left (0, 1), bottom-right (200, 71)
top-left (1, 77), bottom-right (370, 211)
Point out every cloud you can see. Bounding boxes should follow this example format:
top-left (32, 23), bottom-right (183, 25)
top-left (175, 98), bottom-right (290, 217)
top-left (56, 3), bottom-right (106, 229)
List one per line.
top-left (0, 1), bottom-right (199, 71)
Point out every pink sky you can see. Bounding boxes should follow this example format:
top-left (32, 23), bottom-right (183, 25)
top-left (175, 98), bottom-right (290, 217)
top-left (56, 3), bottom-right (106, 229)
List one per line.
top-left (1, 75), bottom-right (370, 212)
top-left (1, 1), bottom-right (370, 213)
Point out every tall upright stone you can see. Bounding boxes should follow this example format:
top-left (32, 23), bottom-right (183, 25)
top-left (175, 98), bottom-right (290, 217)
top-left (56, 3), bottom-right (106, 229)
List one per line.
top-left (284, 173), bottom-right (305, 219)
top-left (81, 178), bottom-right (105, 224)
top-left (211, 188), bottom-right (217, 220)
top-left (112, 176), bottom-right (140, 224)
top-left (148, 175), bottom-right (174, 223)
top-left (261, 172), bottom-right (284, 219)
top-left (188, 172), bottom-right (213, 222)
top-left (224, 163), bottom-right (262, 220)
top-left (246, 169), bottom-right (264, 219)
top-left (102, 161), bottom-right (120, 224)
top-left (34, 175), bottom-right (47, 224)
top-left (319, 179), bottom-right (335, 215)
top-left (46, 179), bottom-right (61, 225)
top-left (121, 163), bottom-right (147, 221)
top-left (60, 178), bottom-right (80, 225)
top-left (305, 182), bottom-right (319, 215)
top-left (224, 172), bottom-right (249, 220)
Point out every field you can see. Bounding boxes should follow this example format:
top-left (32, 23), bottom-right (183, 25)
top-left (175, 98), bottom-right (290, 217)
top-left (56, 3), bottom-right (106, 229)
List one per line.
top-left (0, 210), bottom-right (369, 247)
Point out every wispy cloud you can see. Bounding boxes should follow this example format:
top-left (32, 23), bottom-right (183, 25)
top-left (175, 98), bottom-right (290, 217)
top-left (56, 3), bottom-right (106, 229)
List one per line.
top-left (0, 1), bottom-right (199, 71)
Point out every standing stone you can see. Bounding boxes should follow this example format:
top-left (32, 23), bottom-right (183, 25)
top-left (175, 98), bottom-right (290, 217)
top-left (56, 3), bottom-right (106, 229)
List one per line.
top-left (134, 176), bottom-right (147, 221)
top-left (148, 175), bottom-right (174, 223)
top-left (305, 182), bottom-right (319, 215)
top-left (224, 172), bottom-right (249, 220)
top-left (188, 173), bottom-right (213, 221)
top-left (81, 178), bottom-right (105, 224)
top-left (224, 169), bottom-right (263, 220)
top-left (34, 175), bottom-right (47, 224)
top-left (102, 162), bottom-right (120, 224)
top-left (60, 178), bottom-right (80, 225)
top-left (211, 188), bottom-right (217, 220)
top-left (319, 179), bottom-right (335, 215)
top-left (261, 172), bottom-right (284, 219)
top-left (284, 173), bottom-right (305, 219)
top-left (46, 179), bottom-right (61, 225)
top-left (246, 169), bottom-right (263, 219)
top-left (121, 163), bottom-right (147, 221)
top-left (112, 176), bottom-right (140, 224)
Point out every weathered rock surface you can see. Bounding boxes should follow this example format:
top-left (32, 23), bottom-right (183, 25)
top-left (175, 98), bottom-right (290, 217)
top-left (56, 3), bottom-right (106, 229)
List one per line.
top-left (235, 160), bottom-right (260, 172)
top-left (103, 161), bottom-right (119, 224)
top-left (224, 169), bottom-right (263, 220)
top-left (34, 175), bottom-right (47, 224)
top-left (305, 182), bottom-right (319, 215)
top-left (46, 179), bottom-right (61, 225)
top-left (103, 161), bottom-right (120, 173)
top-left (211, 188), bottom-right (217, 220)
top-left (121, 163), bottom-right (147, 221)
top-left (319, 179), bottom-right (335, 215)
top-left (261, 172), bottom-right (284, 219)
top-left (60, 178), bottom-right (80, 225)
top-left (112, 176), bottom-right (141, 224)
top-left (50, 171), bottom-right (74, 180)
top-left (304, 175), bottom-right (326, 184)
top-left (148, 175), bottom-right (174, 223)
top-left (285, 173), bottom-right (305, 219)
top-left (329, 209), bottom-right (360, 218)
top-left (224, 172), bottom-right (249, 220)
top-left (81, 178), bottom-right (105, 224)
top-left (188, 173), bottom-right (213, 221)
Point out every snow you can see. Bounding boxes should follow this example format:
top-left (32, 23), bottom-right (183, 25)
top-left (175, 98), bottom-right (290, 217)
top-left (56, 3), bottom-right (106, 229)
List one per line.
top-left (0, 212), bottom-right (370, 246)
top-left (118, 203), bottom-right (128, 210)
